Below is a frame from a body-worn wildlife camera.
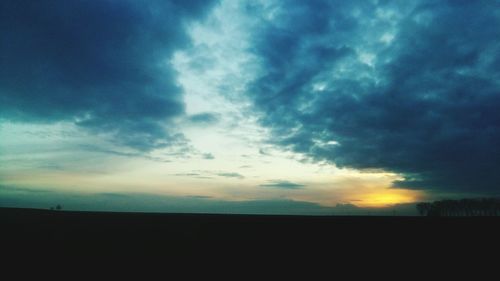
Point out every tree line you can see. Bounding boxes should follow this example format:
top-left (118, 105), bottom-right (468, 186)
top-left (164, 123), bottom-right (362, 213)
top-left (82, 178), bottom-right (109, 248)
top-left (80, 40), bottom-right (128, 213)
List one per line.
top-left (416, 198), bottom-right (500, 216)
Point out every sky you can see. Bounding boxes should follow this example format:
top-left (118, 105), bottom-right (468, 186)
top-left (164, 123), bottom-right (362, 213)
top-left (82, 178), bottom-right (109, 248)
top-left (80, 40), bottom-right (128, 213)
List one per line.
top-left (1, 0), bottom-right (500, 215)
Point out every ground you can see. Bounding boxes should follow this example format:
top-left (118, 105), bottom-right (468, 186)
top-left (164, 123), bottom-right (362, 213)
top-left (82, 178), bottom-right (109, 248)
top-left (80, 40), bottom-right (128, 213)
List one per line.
top-left (2, 207), bottom-right (500, 263)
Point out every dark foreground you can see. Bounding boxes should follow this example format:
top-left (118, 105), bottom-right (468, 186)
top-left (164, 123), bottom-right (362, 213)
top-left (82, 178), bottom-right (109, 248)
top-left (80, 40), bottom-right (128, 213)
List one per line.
top-left (2, 207), bottom-right (500, 262)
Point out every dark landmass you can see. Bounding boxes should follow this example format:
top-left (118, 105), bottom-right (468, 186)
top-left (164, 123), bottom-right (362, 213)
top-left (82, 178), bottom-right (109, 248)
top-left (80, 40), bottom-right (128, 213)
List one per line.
top-left (417, 198), bottom-right (500, 216)
top-left (2, 207), bottom-right (500, 262)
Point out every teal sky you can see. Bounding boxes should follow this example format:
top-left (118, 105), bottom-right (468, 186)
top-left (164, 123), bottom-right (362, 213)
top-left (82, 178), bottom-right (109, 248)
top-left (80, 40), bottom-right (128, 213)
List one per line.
top-left (1, 0), bottom-right (499, 214)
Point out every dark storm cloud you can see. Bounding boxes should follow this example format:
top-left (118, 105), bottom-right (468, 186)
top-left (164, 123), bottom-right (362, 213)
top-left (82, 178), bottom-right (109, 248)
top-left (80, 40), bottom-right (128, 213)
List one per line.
top-left (0, 0), bottom-right (217, 151)
top-left (247, 0), bottom-right (500, 194)
top-left (260, 180), bottom-right (305, 190)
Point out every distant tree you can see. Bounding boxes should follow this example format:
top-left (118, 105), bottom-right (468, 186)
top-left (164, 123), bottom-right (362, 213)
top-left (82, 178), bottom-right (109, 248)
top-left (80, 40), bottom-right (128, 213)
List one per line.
top-left (416, 203), bottom-right (430, 216)
top-left (55, 204), bottom-right (62, 211)
top-left (416, 198), bottom-right (500, 217)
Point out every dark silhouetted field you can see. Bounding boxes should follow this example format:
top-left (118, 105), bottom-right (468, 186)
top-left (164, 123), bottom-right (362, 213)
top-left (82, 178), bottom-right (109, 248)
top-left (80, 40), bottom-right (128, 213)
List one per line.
top-left (2, 207), bottom-right (500, 262)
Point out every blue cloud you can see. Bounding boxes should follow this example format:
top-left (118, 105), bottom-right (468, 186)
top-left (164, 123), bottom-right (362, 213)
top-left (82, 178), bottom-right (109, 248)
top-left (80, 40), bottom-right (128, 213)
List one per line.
top-left (202, 153), bottom-right (215, 160)
top-left (260, 180), bottom-right (305, 190)
top-left (245, 0), bottom-right (500, 194)
top-left (0, 0), bottom-right (217, 151)
top-left (188, 113), bottom-right (220, 125)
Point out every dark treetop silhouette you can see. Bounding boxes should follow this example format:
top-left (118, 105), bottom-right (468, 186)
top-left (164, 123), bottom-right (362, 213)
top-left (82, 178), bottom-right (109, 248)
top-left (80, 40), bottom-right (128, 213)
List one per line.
top-left (416, 198), bottom-right (500, 217)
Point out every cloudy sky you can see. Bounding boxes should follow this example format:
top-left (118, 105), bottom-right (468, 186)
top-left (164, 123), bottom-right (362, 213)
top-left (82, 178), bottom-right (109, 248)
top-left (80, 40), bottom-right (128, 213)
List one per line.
top-left (1, 0), bottom-right (499, 215)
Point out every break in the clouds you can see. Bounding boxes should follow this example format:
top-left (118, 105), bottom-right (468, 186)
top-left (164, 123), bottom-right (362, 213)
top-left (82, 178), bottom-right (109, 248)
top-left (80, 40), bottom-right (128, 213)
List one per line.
top-left (244, 0), bottom-right (500, 194)
top-left (0, 0), bottom-right (217, 151)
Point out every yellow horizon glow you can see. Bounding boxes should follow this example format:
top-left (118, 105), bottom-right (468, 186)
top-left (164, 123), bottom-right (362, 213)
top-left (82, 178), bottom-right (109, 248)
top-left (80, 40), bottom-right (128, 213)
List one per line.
top-left (354, 189), bottom-right (423, 208)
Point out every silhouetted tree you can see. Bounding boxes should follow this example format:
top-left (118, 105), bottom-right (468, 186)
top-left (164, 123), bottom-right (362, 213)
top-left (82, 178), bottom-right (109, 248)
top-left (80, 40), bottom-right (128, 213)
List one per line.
top-left (416, 198), bottom-right (500, 217)
top-left (416, 203), bottom-right (431, 216)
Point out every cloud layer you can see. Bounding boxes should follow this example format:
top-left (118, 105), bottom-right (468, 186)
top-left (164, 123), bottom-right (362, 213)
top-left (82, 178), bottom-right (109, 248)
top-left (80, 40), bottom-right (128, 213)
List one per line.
top-left (0, 0), bottom-right (217, 151)
top-left (245, 0), bottom-right (500, 194)
top-left (260, 180), bottom-right (305, 190)
top-left (0, 185), bottom-right (418, 215)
